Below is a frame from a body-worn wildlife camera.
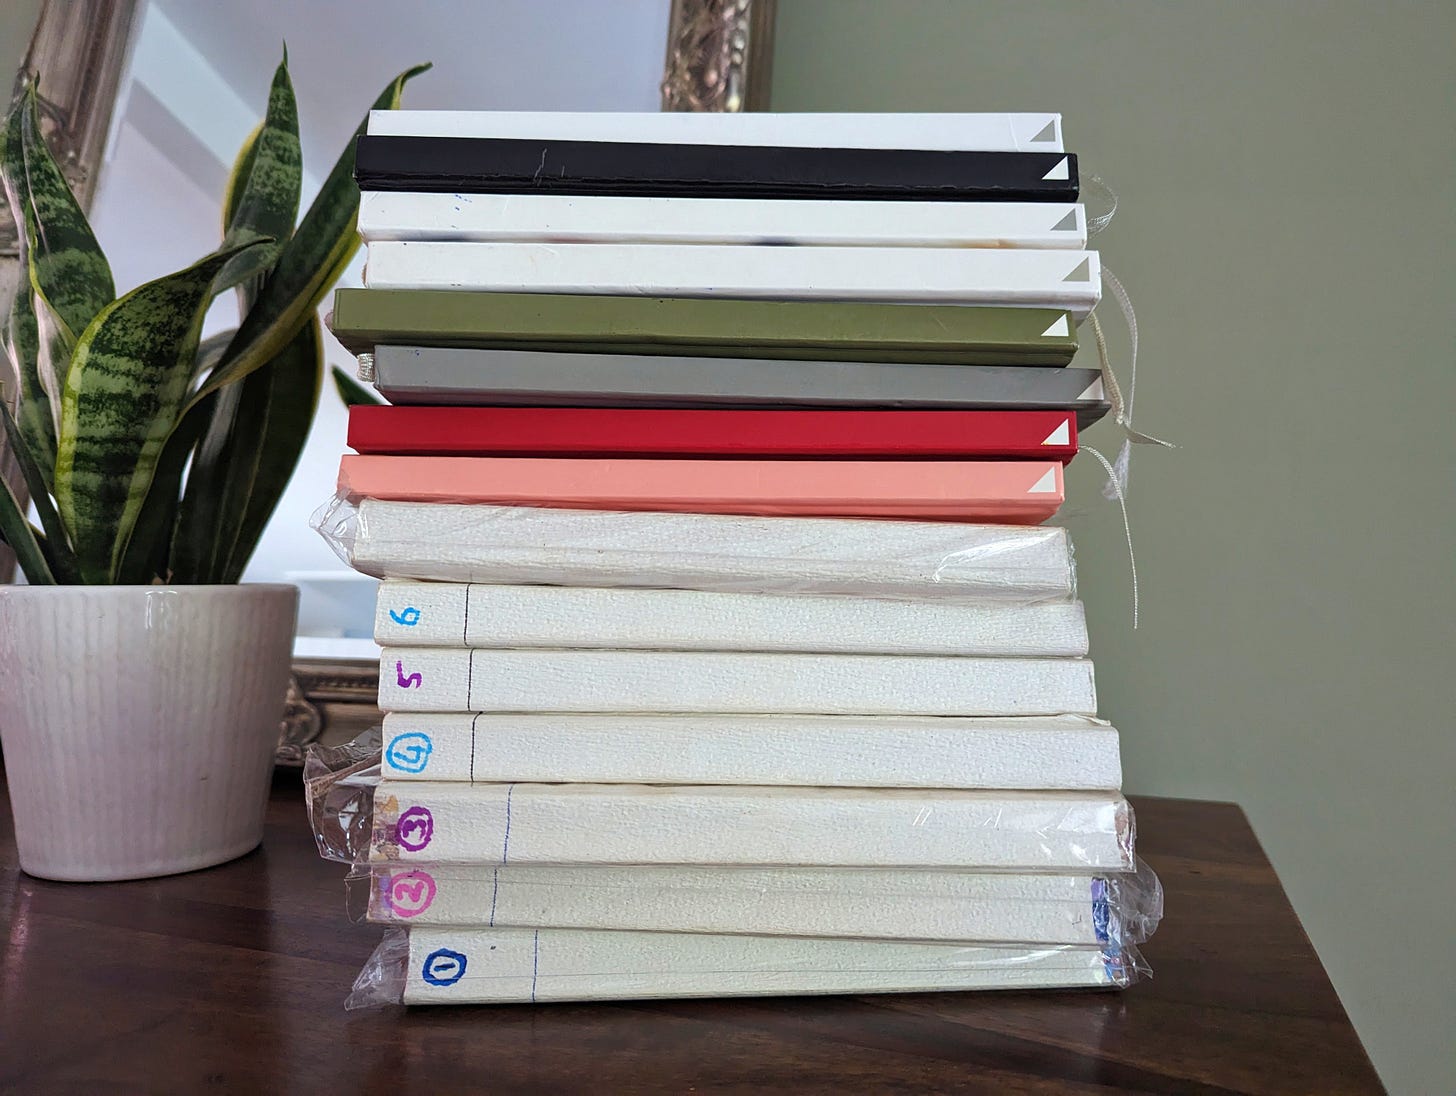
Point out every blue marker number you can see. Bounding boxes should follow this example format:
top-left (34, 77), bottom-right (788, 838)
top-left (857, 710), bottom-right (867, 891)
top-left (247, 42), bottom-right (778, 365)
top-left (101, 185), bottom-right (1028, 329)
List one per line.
top-left (422, 947), bottom-right (467, 987)
top-left (389, 606), bottom-right (422, 627)
top-left (386, 732), bottom-right (434, 775)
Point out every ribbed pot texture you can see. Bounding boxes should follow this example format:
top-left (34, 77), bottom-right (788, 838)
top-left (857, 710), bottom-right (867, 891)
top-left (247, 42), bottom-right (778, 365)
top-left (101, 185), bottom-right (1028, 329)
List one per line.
top-left (0, 584), bottom-right (298, 881)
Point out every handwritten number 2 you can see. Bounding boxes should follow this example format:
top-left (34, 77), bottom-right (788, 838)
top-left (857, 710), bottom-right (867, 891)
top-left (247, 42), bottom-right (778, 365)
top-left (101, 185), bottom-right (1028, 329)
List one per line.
top-left (396, 660), bottom-right (423, 689)
top-left (389, 606), bottom-right (422, 626)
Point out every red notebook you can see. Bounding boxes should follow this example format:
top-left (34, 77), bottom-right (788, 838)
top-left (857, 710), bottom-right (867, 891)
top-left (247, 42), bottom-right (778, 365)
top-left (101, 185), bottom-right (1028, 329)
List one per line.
top-left (347, 406), bottom-right (1078, 462)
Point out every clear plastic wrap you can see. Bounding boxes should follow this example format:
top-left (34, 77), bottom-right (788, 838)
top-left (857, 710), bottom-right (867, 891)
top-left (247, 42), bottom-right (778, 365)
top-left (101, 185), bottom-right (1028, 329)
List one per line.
top-left (346, 927), bottom-right (1148, 1008)
top-left (312, 495), bottom-right (1077, 602)
top-left (373, 580), bottom-right (1091, 657)
top-left (367, 712), bottom-right (1122, 789)
top-left (305, 769), bottom-right (1135, 871)
top-left (345, 859), bottom-right (1162, 946)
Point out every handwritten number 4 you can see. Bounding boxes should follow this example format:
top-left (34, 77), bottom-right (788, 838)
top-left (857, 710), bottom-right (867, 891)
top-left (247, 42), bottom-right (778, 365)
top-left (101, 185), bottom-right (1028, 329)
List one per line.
top-left (390, 607), bottom-right (422, 626)
top-left (396, 660), bottom-right (423, 689)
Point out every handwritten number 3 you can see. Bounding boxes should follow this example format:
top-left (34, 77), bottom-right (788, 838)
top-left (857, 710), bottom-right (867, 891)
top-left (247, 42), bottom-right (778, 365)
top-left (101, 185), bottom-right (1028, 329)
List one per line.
top-left (390, 606), bottom-right (422, 626)
top-left (396, 660), bottom-right (423, 689)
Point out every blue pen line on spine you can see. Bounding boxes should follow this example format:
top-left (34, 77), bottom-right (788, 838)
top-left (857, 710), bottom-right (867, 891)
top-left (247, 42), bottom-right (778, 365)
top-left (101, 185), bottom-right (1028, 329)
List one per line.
top-left (530, 929), bottom-right (540, 1003)
top-left (501, 783), bottom-right (517, 864)
top-left (489, 866), bottom-right (500, 927)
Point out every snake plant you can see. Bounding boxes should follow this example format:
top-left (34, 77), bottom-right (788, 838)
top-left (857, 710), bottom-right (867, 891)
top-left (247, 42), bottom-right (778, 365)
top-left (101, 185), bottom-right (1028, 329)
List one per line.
top-left (0, 52), bottom-right (428, 585)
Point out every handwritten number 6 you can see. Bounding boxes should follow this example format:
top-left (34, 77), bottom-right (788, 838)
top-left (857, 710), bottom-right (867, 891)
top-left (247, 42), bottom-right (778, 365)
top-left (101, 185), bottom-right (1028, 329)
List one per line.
top-left (396, 660), bottom-right (423, 689)
top-left (389, 606), bottom-right (422, 626)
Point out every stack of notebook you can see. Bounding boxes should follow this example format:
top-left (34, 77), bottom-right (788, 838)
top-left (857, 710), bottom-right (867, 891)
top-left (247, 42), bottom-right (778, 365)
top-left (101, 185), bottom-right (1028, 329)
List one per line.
top-left (310, 110), bottom-right (1161, 1008)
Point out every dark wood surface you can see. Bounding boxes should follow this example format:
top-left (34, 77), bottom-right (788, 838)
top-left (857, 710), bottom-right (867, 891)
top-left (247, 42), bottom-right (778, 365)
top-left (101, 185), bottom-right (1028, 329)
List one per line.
top-left (0, 773), bottom-right (1381, 1095)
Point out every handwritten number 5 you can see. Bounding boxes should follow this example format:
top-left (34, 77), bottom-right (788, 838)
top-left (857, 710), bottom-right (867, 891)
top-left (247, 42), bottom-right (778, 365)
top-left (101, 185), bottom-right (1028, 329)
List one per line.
top-left (396, 660), bottom-right (423, 689)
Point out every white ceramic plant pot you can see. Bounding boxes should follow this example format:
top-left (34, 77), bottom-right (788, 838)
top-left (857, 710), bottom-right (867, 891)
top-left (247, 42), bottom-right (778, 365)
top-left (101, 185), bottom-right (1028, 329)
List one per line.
top-left (0, 584), bottom-right (298, 881)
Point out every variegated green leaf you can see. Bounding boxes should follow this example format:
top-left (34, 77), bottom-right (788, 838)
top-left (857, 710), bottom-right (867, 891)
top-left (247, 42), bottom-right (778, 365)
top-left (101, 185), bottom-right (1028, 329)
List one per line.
top-left (2, 269), bottom-right (56, 478)
top-left (54, 237), bottom-right (268, 583)
top-left (191, 62), bottom-right (430, 405)
top-left (0, 95), bottom-right (57, 470)
top-left (0, 471), bottom-right (53, 584)
top-left (191, 327), bottom-right (238, 386)
top-left (330, 363), bottom-right (382, 407)
top-left (16, 83), bottom-right (113, 353)
top-left (222, 317), bottom-right (323, 582)
top-left (0, 393), bottom-right (78, 582)
top-left (215, 52), bottom-right (301, 296)
top-left (174, 317), bottom-right (323, 584)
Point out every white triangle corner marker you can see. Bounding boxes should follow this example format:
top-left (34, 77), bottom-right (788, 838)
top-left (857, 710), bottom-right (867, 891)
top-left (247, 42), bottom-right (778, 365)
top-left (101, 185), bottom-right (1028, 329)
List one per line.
top-left (1041, 315), bottom-right (1070, 338)
top-left (1041, 421), bottom-right (1070, 446)
top-left (1042, 157), bottom-right (1070, 181)
top-left (1028, 467), bottom-right (1060, 494)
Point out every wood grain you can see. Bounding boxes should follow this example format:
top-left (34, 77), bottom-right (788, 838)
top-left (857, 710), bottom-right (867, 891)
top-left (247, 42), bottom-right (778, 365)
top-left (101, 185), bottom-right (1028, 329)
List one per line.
top-left (0, 773), bottom-right (1382, 1094)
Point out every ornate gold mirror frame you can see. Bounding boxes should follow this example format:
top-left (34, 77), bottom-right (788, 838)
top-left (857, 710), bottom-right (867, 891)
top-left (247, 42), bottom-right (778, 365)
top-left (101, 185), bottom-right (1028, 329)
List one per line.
top-left (3, 0), bottom-right (777, 760)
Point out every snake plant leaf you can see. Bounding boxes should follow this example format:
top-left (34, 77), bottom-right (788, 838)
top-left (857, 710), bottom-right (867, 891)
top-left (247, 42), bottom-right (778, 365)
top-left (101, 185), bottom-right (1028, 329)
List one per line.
top-left (330, 364), bottom-right (382, 407)
top-left (111, 396), bottom-right (210, 585)
top-left (24, 246), bottom-right (77, 428)
top-left (0, 461), bottom-right (53, 584)
top-left (1, 270), bottom-right (56, 479)
top-left (0, 393), bottom-right (79, 582)
top-left (14, 82), bottom-right (114, 357)
top-left (0, 100), bottom-right (56, 468)
top-left (54, 237), bottom-right (270, 583)
top-left (191, 62), bottom-right (430, 405)
top-left (173, 316), bottom-right (323, 583)
top-left (214, 51), bottom-right (301, 296)
top-left (220, 317), bottom-right (323, 582)
top-left (191, 327), bottom-right (239, 386)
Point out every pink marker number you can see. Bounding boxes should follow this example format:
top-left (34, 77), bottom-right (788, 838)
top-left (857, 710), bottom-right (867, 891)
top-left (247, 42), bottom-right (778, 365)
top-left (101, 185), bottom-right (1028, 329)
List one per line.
top-left (396, 660), bottom-right (423, 689)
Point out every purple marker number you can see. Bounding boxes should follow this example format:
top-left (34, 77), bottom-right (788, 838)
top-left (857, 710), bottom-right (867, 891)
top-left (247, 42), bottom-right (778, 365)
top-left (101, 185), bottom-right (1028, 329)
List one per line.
top-left (396, 660), bottom-right (423, 689)
top-left (396, 806), bottom-right (434, 852)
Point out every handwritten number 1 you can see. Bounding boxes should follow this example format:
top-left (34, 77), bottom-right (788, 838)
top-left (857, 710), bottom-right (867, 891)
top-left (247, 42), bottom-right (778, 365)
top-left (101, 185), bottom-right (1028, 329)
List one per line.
top-left (396, 660), bottom-right (423, 689)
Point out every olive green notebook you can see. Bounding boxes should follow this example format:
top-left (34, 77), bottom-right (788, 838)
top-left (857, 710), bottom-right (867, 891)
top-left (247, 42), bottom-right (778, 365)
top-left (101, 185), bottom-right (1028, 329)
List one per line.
top-left (328, 290), bottom-right (1077, 365)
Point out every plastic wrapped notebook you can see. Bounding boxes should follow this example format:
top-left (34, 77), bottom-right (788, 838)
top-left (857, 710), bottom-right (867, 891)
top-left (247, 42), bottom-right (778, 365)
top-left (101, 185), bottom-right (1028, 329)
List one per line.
top-left (364, 349), bottom-right (1110, 427)
top-left (349, 928), bottom-right (1144, 1007)
top-left (327, 289), bottom-right (1078, 364)
top-left (316, 498), bottom-right (1078, 599)
top-left (335, 455), bottom-right (1066, 523)
top-left (357, 192), bottom-right (1088, 249)
top-left (357, 861), bottom-right (1163, 945)
top-left (311, 780), bottom-right (1132, 870)
top-left (376, 648), bottom-right (1096, 716)
top-left (373, 711), bottom-right (1120, 788)
top-left (362, 242), bottom-right (1101, 317)
top-left (373, 581), bottom-right (1090, 656)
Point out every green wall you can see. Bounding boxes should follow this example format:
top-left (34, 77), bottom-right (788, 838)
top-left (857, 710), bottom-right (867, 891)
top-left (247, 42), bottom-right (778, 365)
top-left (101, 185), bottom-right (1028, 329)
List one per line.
top-left (771, 2), bottom-right (1455, 1093)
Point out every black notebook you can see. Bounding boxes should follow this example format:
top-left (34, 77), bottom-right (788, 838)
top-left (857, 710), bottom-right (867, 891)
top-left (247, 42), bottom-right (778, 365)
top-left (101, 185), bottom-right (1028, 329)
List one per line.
top-left (353, 136), bottom-right (1078, 202)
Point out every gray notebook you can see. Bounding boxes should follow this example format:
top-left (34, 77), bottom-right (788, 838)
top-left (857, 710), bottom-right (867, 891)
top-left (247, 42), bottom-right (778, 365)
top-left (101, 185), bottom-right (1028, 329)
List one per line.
top-left (370, 347), bottom-right (1110, 428)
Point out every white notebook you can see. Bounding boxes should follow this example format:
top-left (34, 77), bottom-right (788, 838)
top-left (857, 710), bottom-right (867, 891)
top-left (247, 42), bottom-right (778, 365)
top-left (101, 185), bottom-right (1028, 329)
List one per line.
top-left (358, 192), bottom-right (1087, 249)
top-left (361, 243), bottom-right (1102, 318)
top-left (368, 863), bottom-right (1131, 945)
top-left (365, 110), bottom-right (1065, 152)
top-left (378, 712), bottom-right (1122, 789)
top-left (394, 927), bottom-right (1128, 1004)
top-left (369, 783), bottom-right (1133, 869)
top-left (378, 648), bottom-right (1097, 716)
top-left (374, 582), bottom-right (1090, 657)
top-left (335, 500), bottom-right (1078, 601)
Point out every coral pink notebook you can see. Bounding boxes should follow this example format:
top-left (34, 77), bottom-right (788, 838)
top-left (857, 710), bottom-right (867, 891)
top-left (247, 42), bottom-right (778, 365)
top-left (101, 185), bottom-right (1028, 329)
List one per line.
top-left (336, 455), bottom-right (1063, 522)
